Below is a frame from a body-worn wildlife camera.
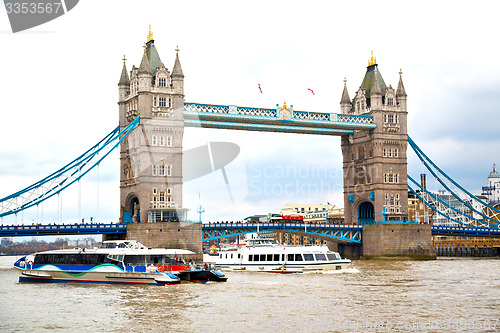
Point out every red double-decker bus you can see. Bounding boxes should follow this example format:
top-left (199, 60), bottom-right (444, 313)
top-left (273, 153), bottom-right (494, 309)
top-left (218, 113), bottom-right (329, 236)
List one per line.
top-left (281, 215), bottom-right (304, 222)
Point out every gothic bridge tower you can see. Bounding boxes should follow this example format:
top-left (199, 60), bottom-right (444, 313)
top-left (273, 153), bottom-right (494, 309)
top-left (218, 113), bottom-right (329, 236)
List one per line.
top-left (340, 52), bottom-right (408, 225)
top-left (117, 27), bottom-right (187, 224)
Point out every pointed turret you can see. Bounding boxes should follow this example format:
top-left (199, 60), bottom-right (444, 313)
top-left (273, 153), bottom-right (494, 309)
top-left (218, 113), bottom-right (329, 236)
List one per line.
top-left (138, 51), bottom-right (152, 75)
top-left (396, 69), bottom-right (407, 110)
top-left (118, 56), bottom-right (130, 86)
top-left (396, 69), bottom-right (407, 97)
top-left (370, 69), bottom-right (382, 109)
top-left (360, 52), bottom-right (387, 100)
top-left (172, 47), bottom-right (184, 79)
top-left (171, 47), bottom-right (184, 93)
top-left (340, 77), bottom-right (352, 114)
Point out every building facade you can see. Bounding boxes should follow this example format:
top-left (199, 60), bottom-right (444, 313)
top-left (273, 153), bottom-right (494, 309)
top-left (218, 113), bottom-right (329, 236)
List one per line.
top-left (340, 53), bottom-right (409, 224)
top-left (118, 28), bottom-right (187, 223)
top-left (482, 164), bottom-right (500, 206)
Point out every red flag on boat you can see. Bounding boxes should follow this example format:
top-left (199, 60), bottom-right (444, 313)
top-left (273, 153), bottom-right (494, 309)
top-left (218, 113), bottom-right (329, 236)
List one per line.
top-left (258, 83), bottom-right (263, 94)
top-left (174, 253), bottom-right (178, 264)
top-left (308, 88), bottom-right (315, 95)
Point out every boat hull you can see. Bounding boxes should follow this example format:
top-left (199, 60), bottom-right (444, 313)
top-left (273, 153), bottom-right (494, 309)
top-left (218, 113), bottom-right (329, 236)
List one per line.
top-left (16, 263), bottom-right (181, 285)
top-left (216, 260), bottom-right (351, 273)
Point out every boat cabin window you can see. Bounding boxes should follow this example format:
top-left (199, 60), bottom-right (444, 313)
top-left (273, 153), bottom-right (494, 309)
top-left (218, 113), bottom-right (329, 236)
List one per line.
top-left (123, 255), bottom-right (146, 266)
top-left (326, 253), bottom-right (338, 261)
top-left (303, 253), bottom-right (314, 261)
top-left (259, 254), bottom-right (266, 261)
top-left (107, 254), bottom-right (124, 263)
top-left (273, 254), bottom-right (279, 261)
top-left (238, 254), bottom-right (241, 259)
top-left (248, 254), bottom-right (253, 261)
top-left (314, 254), bottom-right (327, 261)
top-left (266, 254), bottom-right (272, 261)
top-left (34, 253), bottom-right (108, 265)
top-left (295, 254), bottom-right (303, 261)
top-left (287, 254), bottom-right (294, 261)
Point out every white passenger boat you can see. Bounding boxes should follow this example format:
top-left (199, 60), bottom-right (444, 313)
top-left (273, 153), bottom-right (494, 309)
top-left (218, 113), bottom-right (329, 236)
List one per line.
top-left (14, 240), bottom-right (227, 285)
top-left (213, 238), bottom-right (351, 273)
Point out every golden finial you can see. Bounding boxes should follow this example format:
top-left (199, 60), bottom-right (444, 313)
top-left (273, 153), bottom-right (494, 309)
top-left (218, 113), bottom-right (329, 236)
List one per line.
top-left (147, 24), bottom-right (154, 42)
top-left (368, 50), bottom-right (377, 66)
top-left (283, 100), bottom-right (287, 108)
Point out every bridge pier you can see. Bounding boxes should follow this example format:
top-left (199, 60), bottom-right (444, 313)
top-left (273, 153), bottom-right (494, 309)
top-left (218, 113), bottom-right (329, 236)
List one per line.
top-left (361, 223), bottom-right (436, 259)
top-left (125, 222), bottom-right (202, 260)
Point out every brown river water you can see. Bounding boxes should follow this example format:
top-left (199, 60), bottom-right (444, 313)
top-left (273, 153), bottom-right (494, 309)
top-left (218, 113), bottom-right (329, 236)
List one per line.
top-left (0, 256), bottom-right (498, 332)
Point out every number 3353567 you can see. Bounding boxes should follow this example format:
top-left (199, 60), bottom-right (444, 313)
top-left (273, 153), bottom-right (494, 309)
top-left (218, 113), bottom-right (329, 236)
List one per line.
top-left (5, 2), bottom-right (62, 14)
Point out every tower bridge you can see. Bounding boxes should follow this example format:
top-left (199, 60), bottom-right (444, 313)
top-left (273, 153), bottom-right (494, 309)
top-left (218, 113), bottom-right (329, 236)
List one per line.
top-left (1, 28), bottom-right (499, 259)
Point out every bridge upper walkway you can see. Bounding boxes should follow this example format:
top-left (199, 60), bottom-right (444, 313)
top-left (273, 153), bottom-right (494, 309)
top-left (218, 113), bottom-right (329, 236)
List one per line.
top-left (183, 102), bottom-right (376, 135)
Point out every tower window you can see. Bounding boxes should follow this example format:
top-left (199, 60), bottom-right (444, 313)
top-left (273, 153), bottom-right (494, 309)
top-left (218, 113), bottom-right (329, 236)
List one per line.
top-left (159, 78), bottom-right (166, 87)
top-left (166, 165), bottom-right (172, 176)
top-left (159, 97), bottom-right (166, 107)
top-left (167, 136), bottom-right (172, 146)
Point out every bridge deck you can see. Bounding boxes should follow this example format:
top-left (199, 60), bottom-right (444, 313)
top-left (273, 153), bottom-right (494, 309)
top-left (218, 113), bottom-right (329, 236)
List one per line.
top-left (1, 223), bottom-right (498, 240)
top-left (184, 102), bottom-right (376, 135)
top-left (0, 223), bottom-right (126, 237)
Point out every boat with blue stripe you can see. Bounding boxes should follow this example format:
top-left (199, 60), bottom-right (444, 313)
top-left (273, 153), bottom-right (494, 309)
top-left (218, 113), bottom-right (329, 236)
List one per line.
top-left (14, 240), bottom-right (227, 285)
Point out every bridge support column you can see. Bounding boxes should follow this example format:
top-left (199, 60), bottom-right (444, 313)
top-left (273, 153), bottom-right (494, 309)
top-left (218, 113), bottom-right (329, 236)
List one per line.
top-left (126, 222), bottom-right (202, 260)
top-left (362, 223), bottom-right (436, 259)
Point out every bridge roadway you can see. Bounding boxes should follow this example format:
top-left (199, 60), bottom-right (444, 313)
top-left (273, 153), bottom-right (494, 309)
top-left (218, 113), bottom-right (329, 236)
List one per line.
top-left (1, 222), bottom-right (499, 242)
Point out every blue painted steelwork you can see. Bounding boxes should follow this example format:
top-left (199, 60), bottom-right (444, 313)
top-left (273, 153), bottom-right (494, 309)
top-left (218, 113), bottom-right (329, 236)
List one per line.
top-left (431, 225), bottom-right (500, 237)
top-left (183, 102), bottom-right (376, 135)
top-left (408, 183), bottom-right (477, 227)
top-left (0, 223), bottom-right (127, 237)
top-left (201, 223), bottom-right (362, 243)
top-left (0, 117), bottom-right (141, 218)
top-left (407, 175), bottom-right (496, 228)
top-left (184, 119), bottom-right (354, 135)
top-left (408, 135), bottom-right (500, 224)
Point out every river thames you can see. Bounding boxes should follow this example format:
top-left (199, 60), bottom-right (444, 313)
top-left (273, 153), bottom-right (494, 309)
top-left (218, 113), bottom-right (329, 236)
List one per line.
top-left (0, 256), bottom-right (498, 332)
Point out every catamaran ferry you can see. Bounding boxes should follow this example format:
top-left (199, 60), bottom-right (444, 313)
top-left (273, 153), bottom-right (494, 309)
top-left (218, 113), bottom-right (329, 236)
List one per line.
top-left (212, 238), bottom-right (351, 273)
top-left (14, 240), bottom-right (227, 285)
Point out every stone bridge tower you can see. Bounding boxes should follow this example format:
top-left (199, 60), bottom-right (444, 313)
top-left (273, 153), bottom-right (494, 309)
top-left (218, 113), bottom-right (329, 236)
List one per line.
top-left (117, 27), bottom-right (187, 224)
top-left (340, 53), bottom-right (409, 225)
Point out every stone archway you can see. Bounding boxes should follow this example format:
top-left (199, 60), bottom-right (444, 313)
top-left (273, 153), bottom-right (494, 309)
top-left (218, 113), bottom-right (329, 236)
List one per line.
top-left (124, 193), bottom-right (140, 223)
top-left (358, 201), bottom-right (374, 225)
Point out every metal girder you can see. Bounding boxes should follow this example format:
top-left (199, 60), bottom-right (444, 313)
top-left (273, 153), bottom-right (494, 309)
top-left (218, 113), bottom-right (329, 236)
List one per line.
top-left (202, 223), bottom-right (362, 243)
top-left (431, 226), bottom-right (500, 237)
top-left (183, 102), bottom-right (376, 135)
top-left (0, 117), bottom-right (140, 218)
top-left (0, 223), bottom-right (127, 237)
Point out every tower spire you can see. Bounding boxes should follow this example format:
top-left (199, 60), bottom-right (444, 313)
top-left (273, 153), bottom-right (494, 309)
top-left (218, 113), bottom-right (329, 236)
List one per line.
top-left (118, 55), bottom-right (129, 86)
top-left (172, 46), bottom-right (184, 78)
top-left (368, 50), bottom-right (377, 66)
top-left (340, 77), bottom-right (351, 104)
top-left (147, 24), bottom-right (154, 43)
top-left (396, 69), bottom-right (407, 97)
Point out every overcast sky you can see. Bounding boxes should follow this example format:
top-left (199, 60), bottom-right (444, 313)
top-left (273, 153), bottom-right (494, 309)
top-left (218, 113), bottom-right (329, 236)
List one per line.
top-left (0, 1), bottom-right (499, 225)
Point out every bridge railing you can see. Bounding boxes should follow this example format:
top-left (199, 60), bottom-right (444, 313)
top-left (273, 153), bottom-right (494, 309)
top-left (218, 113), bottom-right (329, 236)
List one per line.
top-left (184, 102), bottom-right (375, 126)
top-left (0, 223), bottom-right (127, 236)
